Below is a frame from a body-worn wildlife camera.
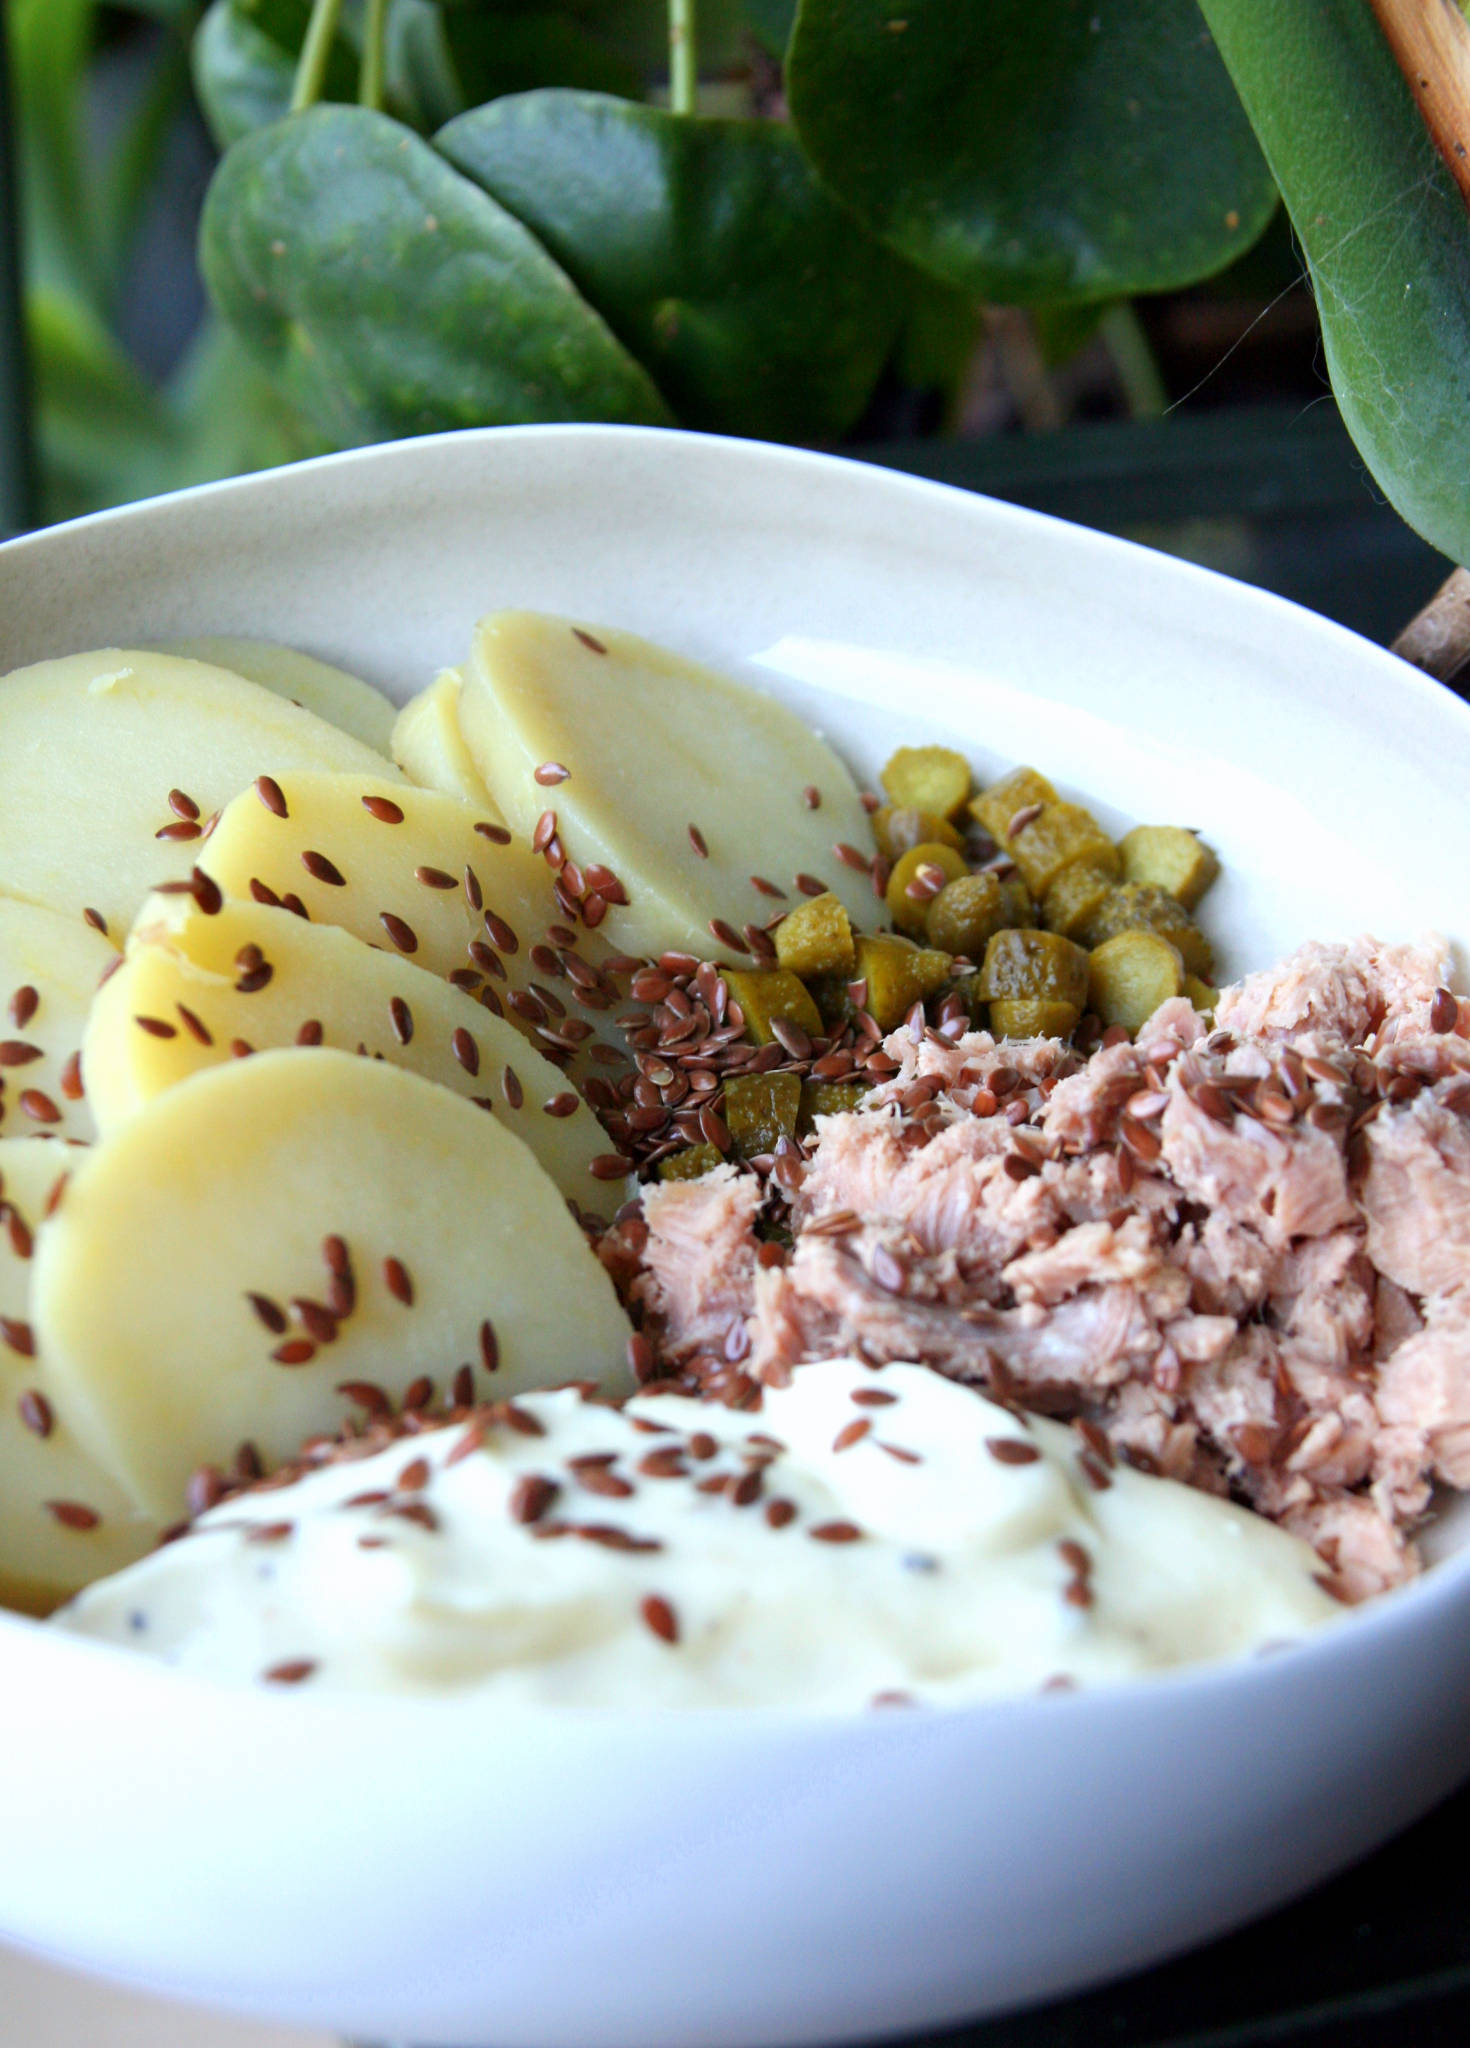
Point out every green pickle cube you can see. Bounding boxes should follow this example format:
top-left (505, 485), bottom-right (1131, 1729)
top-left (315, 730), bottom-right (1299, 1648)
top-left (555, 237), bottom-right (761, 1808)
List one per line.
top-left (724, 1071), bottom-right (803, 1157)
top-left (774, 891), bottom-right (856, 979)
top-left (976, 927), bottom-right (1090, 1009)
top-left (1118, 826), bottom-right (1220, 911)
top-left (724, 968), bottom-right (824, 1046)
top-left (886, 842), bottom-right (969, 938)
top-left (880, 745), bottom-right (973, 821)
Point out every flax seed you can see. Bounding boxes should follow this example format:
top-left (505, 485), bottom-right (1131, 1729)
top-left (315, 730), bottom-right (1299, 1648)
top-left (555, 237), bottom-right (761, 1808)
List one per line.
top-left (255, 775), bottom-right (288, 818)
top-left (9, 987), bottom-right (38, 1029)
top-left (45, 1499), bottom-right (100, 1530)
top-left (301, 850), bottom-right (346, 886)
top-left (383, 1257), bottom-right (414, 1306)
top-left (18, 1388), bottom-right (52, 1437)
top-left (19, 1090), bottom-right (60, 1124)
top-left (263, 1659), bottom-right (316, 1685)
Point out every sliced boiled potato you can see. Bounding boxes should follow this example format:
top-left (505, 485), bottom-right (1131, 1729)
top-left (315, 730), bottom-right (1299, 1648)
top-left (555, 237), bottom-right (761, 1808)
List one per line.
top-left (156, 636), bottom-right (397, 755)
top-left (86, 891), bottom-right (609, 1197)
top-left (0, 1138), bottom-right (157, 1613)
top-left (0, 648), bottom-right (399, 935)
top-left (32, 1049), bottom-right (633, 1521)
top-left (461, 612), bottom-right (880, 961)
top-left (0, 895), bottom-right (118, 1143)
top-left (196, 770), bottom-right (636, 1078)
top-left (392, 669), bottom-right (504, 816)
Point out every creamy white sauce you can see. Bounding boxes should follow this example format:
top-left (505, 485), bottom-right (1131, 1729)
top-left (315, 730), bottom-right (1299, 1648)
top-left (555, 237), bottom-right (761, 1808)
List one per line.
top-left (54, 1360), bottom-right (1340, 1707)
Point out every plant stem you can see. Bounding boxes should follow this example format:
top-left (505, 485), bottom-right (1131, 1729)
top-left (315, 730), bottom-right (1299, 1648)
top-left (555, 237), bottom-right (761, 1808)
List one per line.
top-left (1099, 303), bottom-right (1168, 420)
top-left (1393, 566), bottom-right (1470, 684)
top-left (291, 0), bottom-right (346, 115)
top-left (359, 0), bottom-right (390, 111)
top-left (669, 0), bottom-right (698, 116)
top-left (1367, 0), bottom-right (1470, 213)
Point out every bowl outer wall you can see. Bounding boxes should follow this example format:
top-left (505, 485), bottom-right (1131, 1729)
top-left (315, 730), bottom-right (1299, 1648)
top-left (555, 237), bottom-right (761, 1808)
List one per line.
top-left (0, 424), bottom-right (1468, 2045)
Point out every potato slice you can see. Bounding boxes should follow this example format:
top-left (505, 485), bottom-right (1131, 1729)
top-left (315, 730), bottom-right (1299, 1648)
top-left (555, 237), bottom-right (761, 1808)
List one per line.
top-left (156, 636), bottom-right (397, 755)
top-left (0, 648), bottom-right (398, 934)
top-left (0, 895), bottom-right (118, 1143)
top-left (461, 612), bottom-right (878, 960)
top-left (0, 1138), bottom-right (157, 1612)
top-left (85, 892), bottom-right (608, 1197)
top-left (392, 669), bottom-right (504, 816)
top-left (32, 1049), bottom-right (633, 1520)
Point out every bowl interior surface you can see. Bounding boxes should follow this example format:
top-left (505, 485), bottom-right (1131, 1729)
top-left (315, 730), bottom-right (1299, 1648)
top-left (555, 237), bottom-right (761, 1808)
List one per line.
top-left (3, 424), bottom-right (1470, 2047)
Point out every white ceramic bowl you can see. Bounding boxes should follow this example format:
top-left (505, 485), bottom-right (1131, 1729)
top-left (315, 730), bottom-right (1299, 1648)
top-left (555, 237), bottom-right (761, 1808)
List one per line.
top-left (2, 426), bottom-right (1469, 2048)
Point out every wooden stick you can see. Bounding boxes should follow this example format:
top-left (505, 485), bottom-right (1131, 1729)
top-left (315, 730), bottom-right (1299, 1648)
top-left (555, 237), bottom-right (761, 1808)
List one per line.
top-left (1367, 0), bottom-right (1470, 212)
top-left (1392, 566), bottom-right (1470, 684)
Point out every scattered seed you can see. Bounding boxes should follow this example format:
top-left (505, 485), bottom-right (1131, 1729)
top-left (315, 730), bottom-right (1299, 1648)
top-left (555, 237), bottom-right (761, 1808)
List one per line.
top-left (18, 1389), bottom-right (52, 1437)
top-left (379, 911), bottom-right (418, 953)
top-left (1007, 802), bottom-right (1043, 839)
top-left (480, 1320), bottom-right (499, 1374)
top-left (246, 1291), bottom-right (287, 1335)
top-left (640, 1593), bottom-right (680, 1644)
top-left (83, 909), bottom-right (107, 935)
top-left (573, 628), bottom-right (607, 654)
top-left (301, 850), bottom-right (346, 886)
top-left (255, 775), bottom-right (288, 818)
top-left (751, 875), bottom-right (787, 899)
top-left (986, 1437), bottom-right (1040, 1466)
top-left (502, 1065), bottom-right (524, 1110)
top-left (832, 1418), bottom-right (871, 1452)
top-left (387, 995), bottom-right (413, 1045)
top-left (484, 911), bottom-right (519, 954)
top-left (509, 1473), bottom-right (560, 1524)
top-left (172, 1002), bottom-right (213, 1047)
top-left (589, 1153), bottom-right (631, 1181)
top-left (415, 865), bottom-right (456, 890)
top-left (543, 1092), bottom-right (579, 1118)
top-left (9, 987), bottom-right (38, 1029)
top-left (362, 794), bottom-right (405, 824)
top-left (809, 1520), bottom-right (863, 1543)
top-left (1432, 986), bottom-right (1460, 1034)
top-left (45, 1499), bottom-right (100, 1531)
top-left (802, 785), bottom-right (821, 810)
top-left (155, 819), bottom-right (202, 842)
top-left (19, 1090), bottom-right (60, 1124)
top-left (0, 1041), bottom-right (43, 1066)
top-left (476, 820), bottom-right (513, 845)
top-left (271, 1339), bottom-right (316, 1367)
top-left (383, 1256), bottom-right (414, 1306)
top-left (262, 1659), bottom-right (317, 1685)
top-left (168, 788), bottom-right (200, 821)
top-left (795, 873), bottom-right (826, 897)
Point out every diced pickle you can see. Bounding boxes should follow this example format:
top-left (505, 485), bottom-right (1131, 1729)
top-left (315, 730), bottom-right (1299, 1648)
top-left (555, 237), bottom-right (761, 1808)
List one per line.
top-left (880, 745), bottom-right (972, 821)
top-left (774, 890), bottom-right (856, 979)
top-left (1041, 862), bottom-right (1115, 940)
top-left (1087, 931), bottom-right (1184, 1034)
top-left (925, 870), bottom-right (1009, 957)
top-left (997, 874), bottom-right (1036, 927)
top-left (969, 767), bottom-right (1057, 845)
top-left (1077, 882), bottom-right (1212, 978)
top-left (886, 842), bottom-right (969, 938)
top-left (976, 927), bottom-right (1090, 1009)
top-left (1184, 973), bottom-right (1219, 1014)
top-left (799, 1078), bottom-right (871, 1129)
top-left (1004, 801), bottom-right (1119, 898)
top-left (658, 1142), bottom-right (724, 1182)
top-left (725, 968), bottom-right (824, 1046)
top-left (854, 932), bottom-right (952, 1031)
top-left (724, 1071), bottom-right (803, 1157)
top-left (1119, 825), bottom-right (1220, 910)
top-left (990, 997), bottom-right (1081, 1041)
top-left (873, 805), bottom-right (966, 861)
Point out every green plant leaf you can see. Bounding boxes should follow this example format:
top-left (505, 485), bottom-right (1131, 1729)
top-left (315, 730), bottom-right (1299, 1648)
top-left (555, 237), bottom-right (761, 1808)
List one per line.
top-left (1197, 0), bottom-right (1470, 569)
top-left (786, 0), bottom-right (1276, 306)
top-left (388, 0), bottom-right (643, 131)
top-left (99, 31), bottom-right (194, 300)
top-left (438, 90), bottom-right (914, 439)
top-left (740, 0), bottom-right (795, 57)
top-left (200, 103), bottom-right (674, 443)
top-left (8, 0), bottom-right (103, 308)
top-left (28, 287), bottom-right (172, 522)
top-left (191, 0), bottom-right (359, 147)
